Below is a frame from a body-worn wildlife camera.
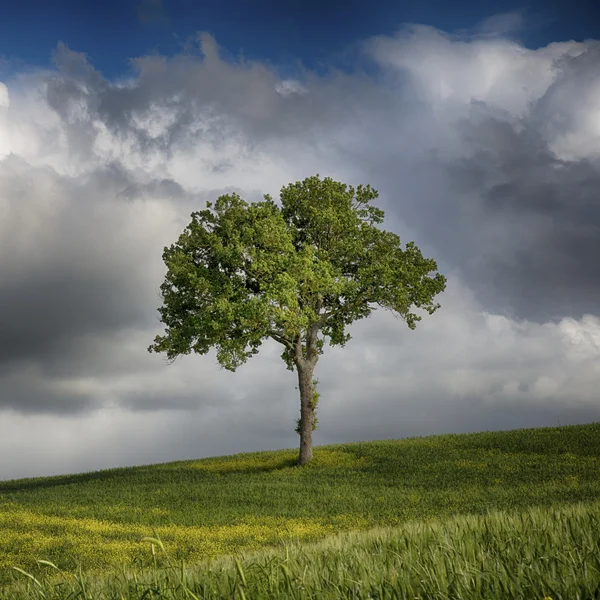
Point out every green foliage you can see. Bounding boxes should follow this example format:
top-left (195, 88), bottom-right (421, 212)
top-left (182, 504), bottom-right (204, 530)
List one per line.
top-left (295, 378), bottom-right (320, 435)
top-left (147, 174), bottom-right (447, 465)
top-left (148, 174), bottom-right (447, 372)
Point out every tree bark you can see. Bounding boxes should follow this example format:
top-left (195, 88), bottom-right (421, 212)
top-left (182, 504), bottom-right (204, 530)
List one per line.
top-left (297, 360), bottom-right (315, 466)
top-left (295, 323), bottom-right (320, 466)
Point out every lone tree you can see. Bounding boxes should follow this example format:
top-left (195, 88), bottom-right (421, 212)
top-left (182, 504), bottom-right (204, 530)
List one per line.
top-left (148, 175), bottom-right (446, 466)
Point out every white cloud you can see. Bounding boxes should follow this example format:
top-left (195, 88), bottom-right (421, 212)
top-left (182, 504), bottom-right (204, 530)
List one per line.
top-left (275, 79), bottom-right (309, 97)
top-left (0, 81), bottom-right (9, 109)
top-left (475, 11), bottom-right (526, 37)
top-left (0, 73), bottom-right (71, 171)
top-left (531, 47), bottom-right (600, 161)
top-left (362, 25), bottom-right (588, 120)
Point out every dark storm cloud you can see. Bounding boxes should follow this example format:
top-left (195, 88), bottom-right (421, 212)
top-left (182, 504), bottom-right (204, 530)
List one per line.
top-left (0, 361), bottom-right (99, 415)
top-left (115, 175), bottom-right (187, 201)
top-left (120, 389), bottom-right (231, 412)
top-left (0, 154), bottom-right (195, 411)
top-left (0, 267), bottom-right (140, 366)
top-left (353, 35), bottom-right (600, 326)
top-left (428, 105), bottom-right (600, 324)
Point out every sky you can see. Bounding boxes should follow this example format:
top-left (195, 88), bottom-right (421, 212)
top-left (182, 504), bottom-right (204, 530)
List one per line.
top-left (1, 0), bottom-right (600, 481)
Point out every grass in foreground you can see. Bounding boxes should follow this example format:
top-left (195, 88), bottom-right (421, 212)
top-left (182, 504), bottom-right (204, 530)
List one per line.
top-left (4, 500), bottom-right (600, 599)
top-left (1, 421), bottom-right (599, 596)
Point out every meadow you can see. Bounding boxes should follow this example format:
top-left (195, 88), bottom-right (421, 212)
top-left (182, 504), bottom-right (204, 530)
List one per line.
top-left (1, 421), bottom-right (599, 599)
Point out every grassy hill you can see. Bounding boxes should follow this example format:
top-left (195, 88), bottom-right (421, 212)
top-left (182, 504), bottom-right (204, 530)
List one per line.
top-left (1, 421), bottom-right (600, 598)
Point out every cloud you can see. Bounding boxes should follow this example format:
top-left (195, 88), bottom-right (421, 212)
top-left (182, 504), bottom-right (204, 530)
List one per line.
top-left (360, 26), bottom-right (600, 323)
top-left (361, 24), bottom-right (584, 117)
top-left (1, 22), bottom-right (599, 479)
top-left (274, 79), bottom-right (309, 97)
top-left (530, 43), bottom-right (600, 161)
top-left (317, 275), bottom-right (600, 442)
top-left (0, 155), bottom-right (188, 375)
top-left (0, 82), bottom-right (9, 109)
top-left (431, 108), bottom-right (600, 323)
top-left (475, 11), bottom-right (526, 38)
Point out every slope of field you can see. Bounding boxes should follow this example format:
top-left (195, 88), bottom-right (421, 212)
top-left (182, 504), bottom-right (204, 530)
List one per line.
top-left (1, 421), bottom-right (599, 596)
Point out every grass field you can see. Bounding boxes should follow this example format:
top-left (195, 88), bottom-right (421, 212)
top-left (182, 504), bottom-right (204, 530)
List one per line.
top-left (1, 421), bottom-right (599, 598)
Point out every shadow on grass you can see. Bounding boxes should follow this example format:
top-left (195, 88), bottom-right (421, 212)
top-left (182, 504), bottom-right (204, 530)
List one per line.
top-left (0, 467), bottom-right (147, 493)
top-left (0, 456), bottom-right (302, 493)
top-left (2, 422), bottom-right (598, 494)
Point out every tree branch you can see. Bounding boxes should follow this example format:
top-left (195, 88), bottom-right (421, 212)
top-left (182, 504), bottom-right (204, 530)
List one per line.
top-left (268, 330), bottom-right (294, 350)
top-left (316, 288), bottom-right (373, 326)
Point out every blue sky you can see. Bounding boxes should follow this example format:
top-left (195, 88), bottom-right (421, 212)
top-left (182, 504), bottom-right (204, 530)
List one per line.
top-left (1, 0), bottom-right (598, 82)
top-left (1, 0), bottom-right (600, 480)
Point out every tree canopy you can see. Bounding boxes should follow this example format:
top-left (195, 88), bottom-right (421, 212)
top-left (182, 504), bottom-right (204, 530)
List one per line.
top-left (149, 174), bottom-right (447, 465)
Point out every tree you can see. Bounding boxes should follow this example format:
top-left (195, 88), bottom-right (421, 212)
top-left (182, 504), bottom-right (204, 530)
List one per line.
top-left (148, 175), bottom-right (447, 466)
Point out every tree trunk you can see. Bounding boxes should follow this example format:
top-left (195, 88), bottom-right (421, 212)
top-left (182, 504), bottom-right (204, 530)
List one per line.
top-left (297, 360), bottom-right (316, 466)
top-left (294, 323), bottom-right (320, 467)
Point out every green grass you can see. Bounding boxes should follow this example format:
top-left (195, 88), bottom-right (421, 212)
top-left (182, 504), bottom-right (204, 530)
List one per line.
top-left (1, 421), bottom-right (600, 598)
